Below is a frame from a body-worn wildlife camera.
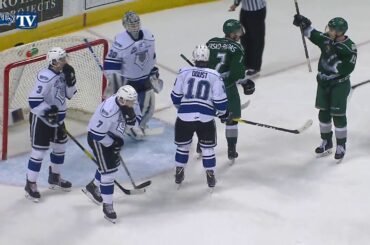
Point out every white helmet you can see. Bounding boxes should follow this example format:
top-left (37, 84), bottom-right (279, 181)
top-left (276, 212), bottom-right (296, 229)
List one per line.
top-left (192, 44), bottom-right (210, 62)
top-left (47, 47), bottom-right (66, 66)
top-left (122, 11), bottom-right (141, 39)
top-left (116, 85), bottom-right (138, 101)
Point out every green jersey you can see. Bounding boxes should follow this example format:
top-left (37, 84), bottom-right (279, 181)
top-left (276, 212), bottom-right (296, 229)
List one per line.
top-left (206, 37), bottom-right (246, 88)
top-left (308, 29), bottom-right (357, 84)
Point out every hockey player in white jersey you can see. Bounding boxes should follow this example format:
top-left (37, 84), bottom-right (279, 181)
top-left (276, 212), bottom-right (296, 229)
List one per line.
top-left (171, 45), bottom-right (230, 189)
top-left (82, 85), bottom-right (141, 223)
top-left (103, 11), bottom-right (163, 140)
top-left (25, 47), bottom-right (77, 202)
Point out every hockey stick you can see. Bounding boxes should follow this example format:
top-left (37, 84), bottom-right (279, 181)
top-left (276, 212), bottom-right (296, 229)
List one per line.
top-left (83, 38), bottom-right (109, 78)
top-left (351, 79), bottom-right (370, 90)
top-left (118, 154), bottom-right (151, 190)
top-left (62, 126), bottom-right (143, 195)
top-left (180, 53), bottom-right (195, 66)
top-left (234, 118), bottom-right (313, 134)
top-left (294, 0), bottom-right (312, 72)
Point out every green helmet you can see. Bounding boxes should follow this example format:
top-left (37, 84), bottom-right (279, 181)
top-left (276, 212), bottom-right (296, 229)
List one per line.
top-left (223, 19), bottom-right (243, 35)
top-left (328, 17), bottom-right (348, 33)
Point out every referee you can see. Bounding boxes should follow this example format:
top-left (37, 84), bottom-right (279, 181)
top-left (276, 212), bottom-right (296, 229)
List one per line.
top-left (229, 0), bottom-right (266, 78)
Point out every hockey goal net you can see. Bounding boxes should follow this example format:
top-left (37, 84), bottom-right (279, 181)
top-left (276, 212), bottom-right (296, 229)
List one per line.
top-left (0, 37), bottom-right (108, 160)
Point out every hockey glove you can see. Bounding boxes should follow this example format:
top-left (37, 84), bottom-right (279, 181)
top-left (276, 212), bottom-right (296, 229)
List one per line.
top-left (219, 111), bottom-right (232, 124)
top-left (240, 79), bottom-right (255, 95)
top-left (110, 136), bottom-right (124, 155)
top-left (44, 105), bottom-right (59, 125)
top-left (293, 14), bottom-right (312, 30)
top-left (120, 106), bottom-right (136, 126)
top-left (63, 63), bottom-right (76, 87)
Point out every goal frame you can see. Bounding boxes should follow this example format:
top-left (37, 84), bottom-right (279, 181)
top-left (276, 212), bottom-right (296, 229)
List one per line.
top-left (2, 39), bottom-right (108, 160)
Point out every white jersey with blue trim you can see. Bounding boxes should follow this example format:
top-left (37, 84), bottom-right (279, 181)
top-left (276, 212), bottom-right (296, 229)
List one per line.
top-left (87, 95), bottom-right (142, 147)
top-left (171, 66), bottom-right (228, 122)
top-left (104, 29), bottom-right (156, 80)
top-left (28, 66), bottom-right (77, 127)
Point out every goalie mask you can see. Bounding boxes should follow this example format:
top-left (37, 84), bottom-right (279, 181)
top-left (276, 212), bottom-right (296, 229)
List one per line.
top-left (122, 11), bottom-right (141, 39)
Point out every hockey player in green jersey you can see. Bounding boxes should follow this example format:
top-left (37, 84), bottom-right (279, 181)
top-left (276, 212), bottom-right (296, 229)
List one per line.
top-left (293, 15), bottom-right (357, 161)
top-left (206, 19), bottom-right (255, 160)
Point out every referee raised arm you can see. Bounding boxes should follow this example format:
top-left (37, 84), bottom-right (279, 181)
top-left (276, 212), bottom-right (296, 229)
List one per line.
top-left (229, 0), bottom-right (266, 78)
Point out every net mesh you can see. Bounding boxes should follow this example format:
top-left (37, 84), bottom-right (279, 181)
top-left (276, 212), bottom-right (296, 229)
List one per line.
top-left (0, 36), bottom-right (108, 159)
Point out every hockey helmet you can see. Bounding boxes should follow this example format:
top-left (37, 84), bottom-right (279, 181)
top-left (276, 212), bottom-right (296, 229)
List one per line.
top-left (192, 44), bottom-right (210, 62)
top-left (122, 11), bottom-right (141, 38)
top-left (47, 47), bottom-right (67, 66)
top-left (223, 19), bottom-right (243, 36)
top-left (116, 85), bottom-right (138, 102)
top-left (328, 17), bottom-right (348, 34)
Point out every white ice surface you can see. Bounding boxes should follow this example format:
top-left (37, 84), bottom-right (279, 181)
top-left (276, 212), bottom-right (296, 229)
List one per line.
top-left (1, 0), bottom-right (370, 245)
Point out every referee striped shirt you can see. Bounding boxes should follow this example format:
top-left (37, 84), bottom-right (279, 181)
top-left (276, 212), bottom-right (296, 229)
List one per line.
top-left (234, 0), bottom-right (266, 11)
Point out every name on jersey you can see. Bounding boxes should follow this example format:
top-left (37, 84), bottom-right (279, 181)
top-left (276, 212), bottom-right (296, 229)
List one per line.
top-left (192, 70), bottom-right (208, 78)
top-left (208, 43), bottom-right (237, 52)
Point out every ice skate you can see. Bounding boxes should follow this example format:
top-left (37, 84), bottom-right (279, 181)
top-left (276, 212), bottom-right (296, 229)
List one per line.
top-left (227, 144), bottom-right (238, 165)
top-left (103, 203), bottom-right (117, 224)
top-left (48, 166), bottom-right (72, 191)
top-left (82, 180), bottom-right (103, 205)
top-left (315, 139), bottom-right (333, 158)
top-left (25, 179), bottom-right (40, 202)
top-left (206, 169), bottom-right (216, 192)
top-left (175, 166), bottom-right (184, 189)
top-left (334, 144), bottom-right (346, 163)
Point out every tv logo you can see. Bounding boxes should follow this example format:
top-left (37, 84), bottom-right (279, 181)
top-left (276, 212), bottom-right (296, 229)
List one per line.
top-left (16, 12), bottom-right (38, 29)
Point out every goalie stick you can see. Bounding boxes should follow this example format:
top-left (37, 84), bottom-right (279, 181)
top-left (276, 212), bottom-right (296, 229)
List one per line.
top-left (234, 118), bottom-right (313, 134)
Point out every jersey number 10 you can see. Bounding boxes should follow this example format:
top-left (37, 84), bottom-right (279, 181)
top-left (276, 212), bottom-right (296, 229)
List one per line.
top-left (185, 78), bottom-right (210, 101)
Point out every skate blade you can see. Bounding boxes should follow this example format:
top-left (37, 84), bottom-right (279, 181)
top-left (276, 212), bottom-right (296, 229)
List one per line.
top-left (104, 215), bottom-right (116, 224)
top-left (335, 157), bottom-right (344, 164)
top-left (49, 185), bottom-right (72, 192)
top-left (81, 188), bottom-right (102, 205)
top-left (176, 183), bottom-right (182, 190)
top-left (208, 187), bottom-right (215, 193)
top-left (25, 193), bottom-right (40, 203)
top-left (316, 149), bottom-right (332, 158)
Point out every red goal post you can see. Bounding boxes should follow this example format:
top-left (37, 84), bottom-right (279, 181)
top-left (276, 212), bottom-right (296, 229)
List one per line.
top-left (1, 37), bottom-right (108, 160)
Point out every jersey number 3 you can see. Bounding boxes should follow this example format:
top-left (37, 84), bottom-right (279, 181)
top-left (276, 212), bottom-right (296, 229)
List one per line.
top-left (185, 78), bottom-right (210, 100)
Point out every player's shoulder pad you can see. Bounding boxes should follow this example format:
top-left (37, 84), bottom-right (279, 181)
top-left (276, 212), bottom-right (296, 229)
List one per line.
top-left (99, 96), bottom-right (120, 118)
top-left (335, 38), bottom-right (357, 54)
top-left (142, 29), bottom-right (155, 41)
top-left (178, 66), bottom-right (193, 74)
top-left (203, 68), bottom-right (222, 78)
top-left (113, 32), bottom-right (134, 50)
top-left (37, 68), bottom-right (57, 83)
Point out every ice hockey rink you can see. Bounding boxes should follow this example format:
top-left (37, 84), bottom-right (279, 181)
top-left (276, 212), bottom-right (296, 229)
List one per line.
top-left (1, 0), bottom-right (370, 244)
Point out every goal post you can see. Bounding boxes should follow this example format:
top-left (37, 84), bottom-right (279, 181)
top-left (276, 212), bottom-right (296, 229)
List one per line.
top-left (1, 37), bottom-right (109, 160)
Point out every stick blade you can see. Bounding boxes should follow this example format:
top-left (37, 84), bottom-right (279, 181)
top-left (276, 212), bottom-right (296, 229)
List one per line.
top-left (135, 180), bottom-right (152, 189)
top-left (296, 119), bottom-right (313, 133)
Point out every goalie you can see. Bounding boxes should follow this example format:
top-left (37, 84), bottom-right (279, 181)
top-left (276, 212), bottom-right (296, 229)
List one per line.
top-left (103, 11), bottom-right (163, 140)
